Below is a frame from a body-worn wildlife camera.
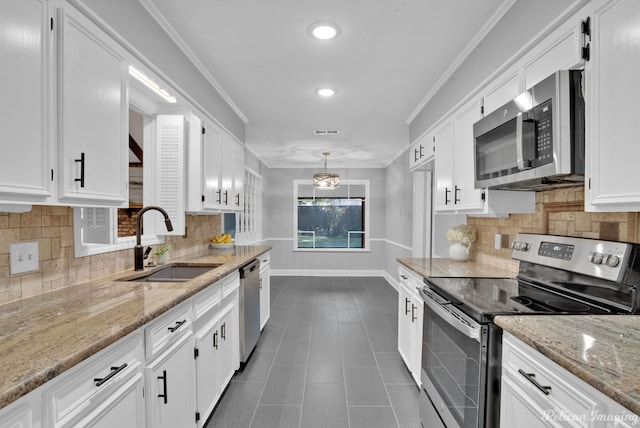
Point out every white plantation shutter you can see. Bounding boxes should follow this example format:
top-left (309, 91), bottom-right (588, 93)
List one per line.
top-left (154, 115), bottom-right (185, 235)
top-left (82, 207), bottom-right (112, 244)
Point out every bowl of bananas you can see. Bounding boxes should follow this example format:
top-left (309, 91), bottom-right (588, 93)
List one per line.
top-left (210, 233), bottom-right (234, 249)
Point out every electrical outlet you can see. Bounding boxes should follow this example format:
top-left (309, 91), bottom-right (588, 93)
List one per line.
top-left (10, 242), bottom-right (39, 274)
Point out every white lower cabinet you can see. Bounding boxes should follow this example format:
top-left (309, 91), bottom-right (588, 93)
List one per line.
top-left (259, 252), bottom-right (271, 330)
top-left (501, 332), bottom-right (639, 427)
top-left (0, 270), bottom-right (246, 428)
top-left (43, 331), bottom-right (145, 428)
top-left (397, 266), bottom-right (423, 386)
top-left (145, 331), bottom-right (197, 428)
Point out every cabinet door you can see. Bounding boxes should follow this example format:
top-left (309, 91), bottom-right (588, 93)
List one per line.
top-left (202, 122), bottom-right (222, 210)
top-left (433, 121), bottom-right (455, 211)
top-left (482, 69), bottom-right (520, 116)
top-left (219, 134), bottom-right (235, 209)
top-left (217, 303), bottom-right (238, 389)
top-left (397, 283), bottom-right (412, 369)
top-left (452, 98), bottom-right (484, 211)
top-left (194, 319), bottom-right (221, 427)
top-left (73, 373), bottom-right (145, 428)
top-left (585, 0), bottom-right (640, 211)
top-left (0, 0), bottom-right (51, 204)
top-left (409, 291), bottom-right (423, 386)
top-left (522, 18), bottom-right (583, 90)
top-left (56, 6), bottom-right (128, 207)
top-left (259, 265), bottom-right (271, 330)
top-left (409, 132), bottom-right (435, 170)
top-left (146, 332), bottom-right (196, 428)
top-left (500, 375), bottom-right (560, 428)
top-left (232, 140), bottom-right (245, 211)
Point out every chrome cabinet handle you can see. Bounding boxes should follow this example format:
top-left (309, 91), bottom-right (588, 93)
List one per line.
top-left (221, 323), bottom-right (227, 340)
top-left (405, 298), bottom-right (410, 315)
top-left (75, 152), bottom-right (85, 188)
top-left (414, 148), bottom-right (419, 162)
top-left (223, 190), bottom-right (229, 205)
top-left (445, 187), bottom-right (451, 205)
top-left (400, 274), bottom-right (408, 280)
top-left (454, 185), bottom-right (461, 204)
top-left (216, 189), bottom-right (222, 204)
top-left (167, 319), bottom-right (186, 333)
top-left (213, 331), bottom-right (219, 349)
top-left (94, 363), bottom-right (127, 387)
top-left (236, 193), bottom-right (240, 206)
top-left (419, 144), bottom-right (424, 158)
top-left (518, 369), bottom-right (551, 395)
top-left (157, 370), bottom-right (168, 404)
top-left (411, 304), bottom-right (417, 322)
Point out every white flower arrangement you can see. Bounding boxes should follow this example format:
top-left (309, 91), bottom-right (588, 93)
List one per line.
top-left (446, 224), bottom-right (476, 247)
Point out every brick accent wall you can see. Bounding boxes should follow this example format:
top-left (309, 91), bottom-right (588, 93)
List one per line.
top-left (0, 206), bottom-right (221, 305)
top-left (467, 185), bottom-right (639, 270)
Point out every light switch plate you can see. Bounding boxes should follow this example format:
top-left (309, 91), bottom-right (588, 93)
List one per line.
top-left (10, 242), bottom-right (39, 275)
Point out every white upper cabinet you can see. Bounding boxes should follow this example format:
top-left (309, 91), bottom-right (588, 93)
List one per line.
top-left (186, 117), bottom-right (245, 213)
top-left (409, 131), bottom-right (435, 171)
top-left (55, 5), bottom-right (129, 207)
top-left (481, 68), bottom-right (520, 116)
top-left (585, 0), bottom-right (640, 212)
top-left (434, 98), bottom-right (535, 216)
top-left (522, 17), bottom-right (585, 90)
top-left (0, 0), bottom-right (51, 205)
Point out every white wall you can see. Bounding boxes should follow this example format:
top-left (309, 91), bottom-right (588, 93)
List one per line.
top-left (264, 167), bottom-right (393, 276)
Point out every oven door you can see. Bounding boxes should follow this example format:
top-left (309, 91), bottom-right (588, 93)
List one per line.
top-left (419, 287), bottom-right (487, 428)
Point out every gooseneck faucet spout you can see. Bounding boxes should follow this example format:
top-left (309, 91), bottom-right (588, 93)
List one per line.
top-left (135, 206), bottom-right (174, 271)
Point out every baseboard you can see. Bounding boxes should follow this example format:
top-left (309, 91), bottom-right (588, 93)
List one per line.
top-left (271, 269), bottom-right (386, 277)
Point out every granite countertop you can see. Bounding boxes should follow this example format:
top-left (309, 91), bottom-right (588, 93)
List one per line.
top-left (398, 258), bottom-right (517, 279)
top-left (494, 315), bottom-right (640, 416)
top-left (0, 245), bottom-right (270, 409)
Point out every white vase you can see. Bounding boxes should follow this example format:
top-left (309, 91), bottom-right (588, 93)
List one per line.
top-left (155, 253), bottom-right (166, 265)
top-left (449, 242), bottom-right (470, 261)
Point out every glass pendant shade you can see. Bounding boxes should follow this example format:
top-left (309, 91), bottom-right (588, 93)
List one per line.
top-left (313, 153), bottom-right (340, 189)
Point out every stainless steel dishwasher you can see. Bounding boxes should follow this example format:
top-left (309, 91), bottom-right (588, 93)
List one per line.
top-left (239, 259), bottom-right (260, 364)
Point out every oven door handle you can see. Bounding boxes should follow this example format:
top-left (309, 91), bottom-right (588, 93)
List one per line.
top-left (422, 293), bottom-right (481, 342)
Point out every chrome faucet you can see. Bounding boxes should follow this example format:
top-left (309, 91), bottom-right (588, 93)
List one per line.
top-left (135, 206), bottom-right (174, 271)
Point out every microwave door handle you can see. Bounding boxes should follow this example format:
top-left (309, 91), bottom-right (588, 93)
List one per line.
top-left (516, 113), bottom-right (525, 170)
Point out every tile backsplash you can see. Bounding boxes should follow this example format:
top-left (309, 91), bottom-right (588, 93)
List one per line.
top-left (0, 206), bottom-right (221, 305)
top-left (467, 186), bottom-right (639, 270)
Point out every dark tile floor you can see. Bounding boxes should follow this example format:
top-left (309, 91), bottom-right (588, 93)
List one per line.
top-left (205, 276), bottom-right (421, 428)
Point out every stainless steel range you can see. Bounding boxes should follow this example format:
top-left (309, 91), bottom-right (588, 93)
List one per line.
top-left (418, 233), bottom-right (640, 428)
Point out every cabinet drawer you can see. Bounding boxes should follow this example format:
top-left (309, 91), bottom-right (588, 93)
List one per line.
top-left (221, 271), bottom-right (239, 299)
top-left (193, 280), bottom-right (222, 320)
top-left (44, 331), bottom-right (144, 427)
top-left (502, 335), bottom-right (600, 426)
top-left (145, 302), bottom-right (193, 359)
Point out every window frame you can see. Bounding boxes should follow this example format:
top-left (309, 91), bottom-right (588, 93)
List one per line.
top-left (293, 179), bottom-right (370, 252)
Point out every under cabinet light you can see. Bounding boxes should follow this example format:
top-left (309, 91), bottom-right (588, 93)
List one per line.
top-left (128, 66), bottom-right (177, 103)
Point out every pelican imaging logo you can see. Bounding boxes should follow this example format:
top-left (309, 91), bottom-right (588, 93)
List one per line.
top-left (542, 409), bottom-right (639, 424)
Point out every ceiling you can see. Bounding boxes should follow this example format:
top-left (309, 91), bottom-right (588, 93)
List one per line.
top-left (142, 0), bottom-right (509, 168)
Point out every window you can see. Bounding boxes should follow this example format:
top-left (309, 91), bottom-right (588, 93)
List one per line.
top-left (294, 180), bottom-right (369, 251)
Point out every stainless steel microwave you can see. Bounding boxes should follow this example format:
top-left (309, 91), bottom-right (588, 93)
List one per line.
top-left (473, 70), bottom-right (585, 190)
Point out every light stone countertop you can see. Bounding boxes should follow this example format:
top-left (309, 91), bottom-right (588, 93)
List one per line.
top-left (397, 257), bottom-right (517, 279)
top-left (494, 315), bottom-right (640, 416)
top-left (0, 245), bottom-right (270, 409)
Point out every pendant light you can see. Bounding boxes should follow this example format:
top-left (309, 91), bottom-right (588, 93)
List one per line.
top-left (313, 152), bottom-right (340, 189)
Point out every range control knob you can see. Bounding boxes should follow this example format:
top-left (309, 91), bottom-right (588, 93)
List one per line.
top-left (512, 241), bottom-right (530, 251)
top-left (590, 252), bottom-right (605, 265)
top-left (606, 254), bottom-right (620, 267)
top-left (520, 242), bottom-right (530, 251)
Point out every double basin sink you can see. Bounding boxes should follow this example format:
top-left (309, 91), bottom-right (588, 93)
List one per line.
top-left (120, 263), bottom-right (223, 283)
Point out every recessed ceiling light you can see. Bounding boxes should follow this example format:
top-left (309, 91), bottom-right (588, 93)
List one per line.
top-left (309, 22), bottom-right (341, 40)
top-left (316, 88), bottom-right (336, 97)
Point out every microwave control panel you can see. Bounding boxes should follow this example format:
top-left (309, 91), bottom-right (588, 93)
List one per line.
top-left (531, 99), bottom-right (553, 166)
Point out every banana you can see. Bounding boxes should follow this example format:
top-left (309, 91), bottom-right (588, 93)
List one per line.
top-left (211, 233), bottom-right (232, 244)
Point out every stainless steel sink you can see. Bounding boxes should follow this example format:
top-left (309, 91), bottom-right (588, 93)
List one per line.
top-left (121, 263), bottom-right (223, 282)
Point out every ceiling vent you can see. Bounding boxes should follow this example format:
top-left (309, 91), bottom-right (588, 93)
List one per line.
top-left (314, 130), bottom-right (340, 135)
